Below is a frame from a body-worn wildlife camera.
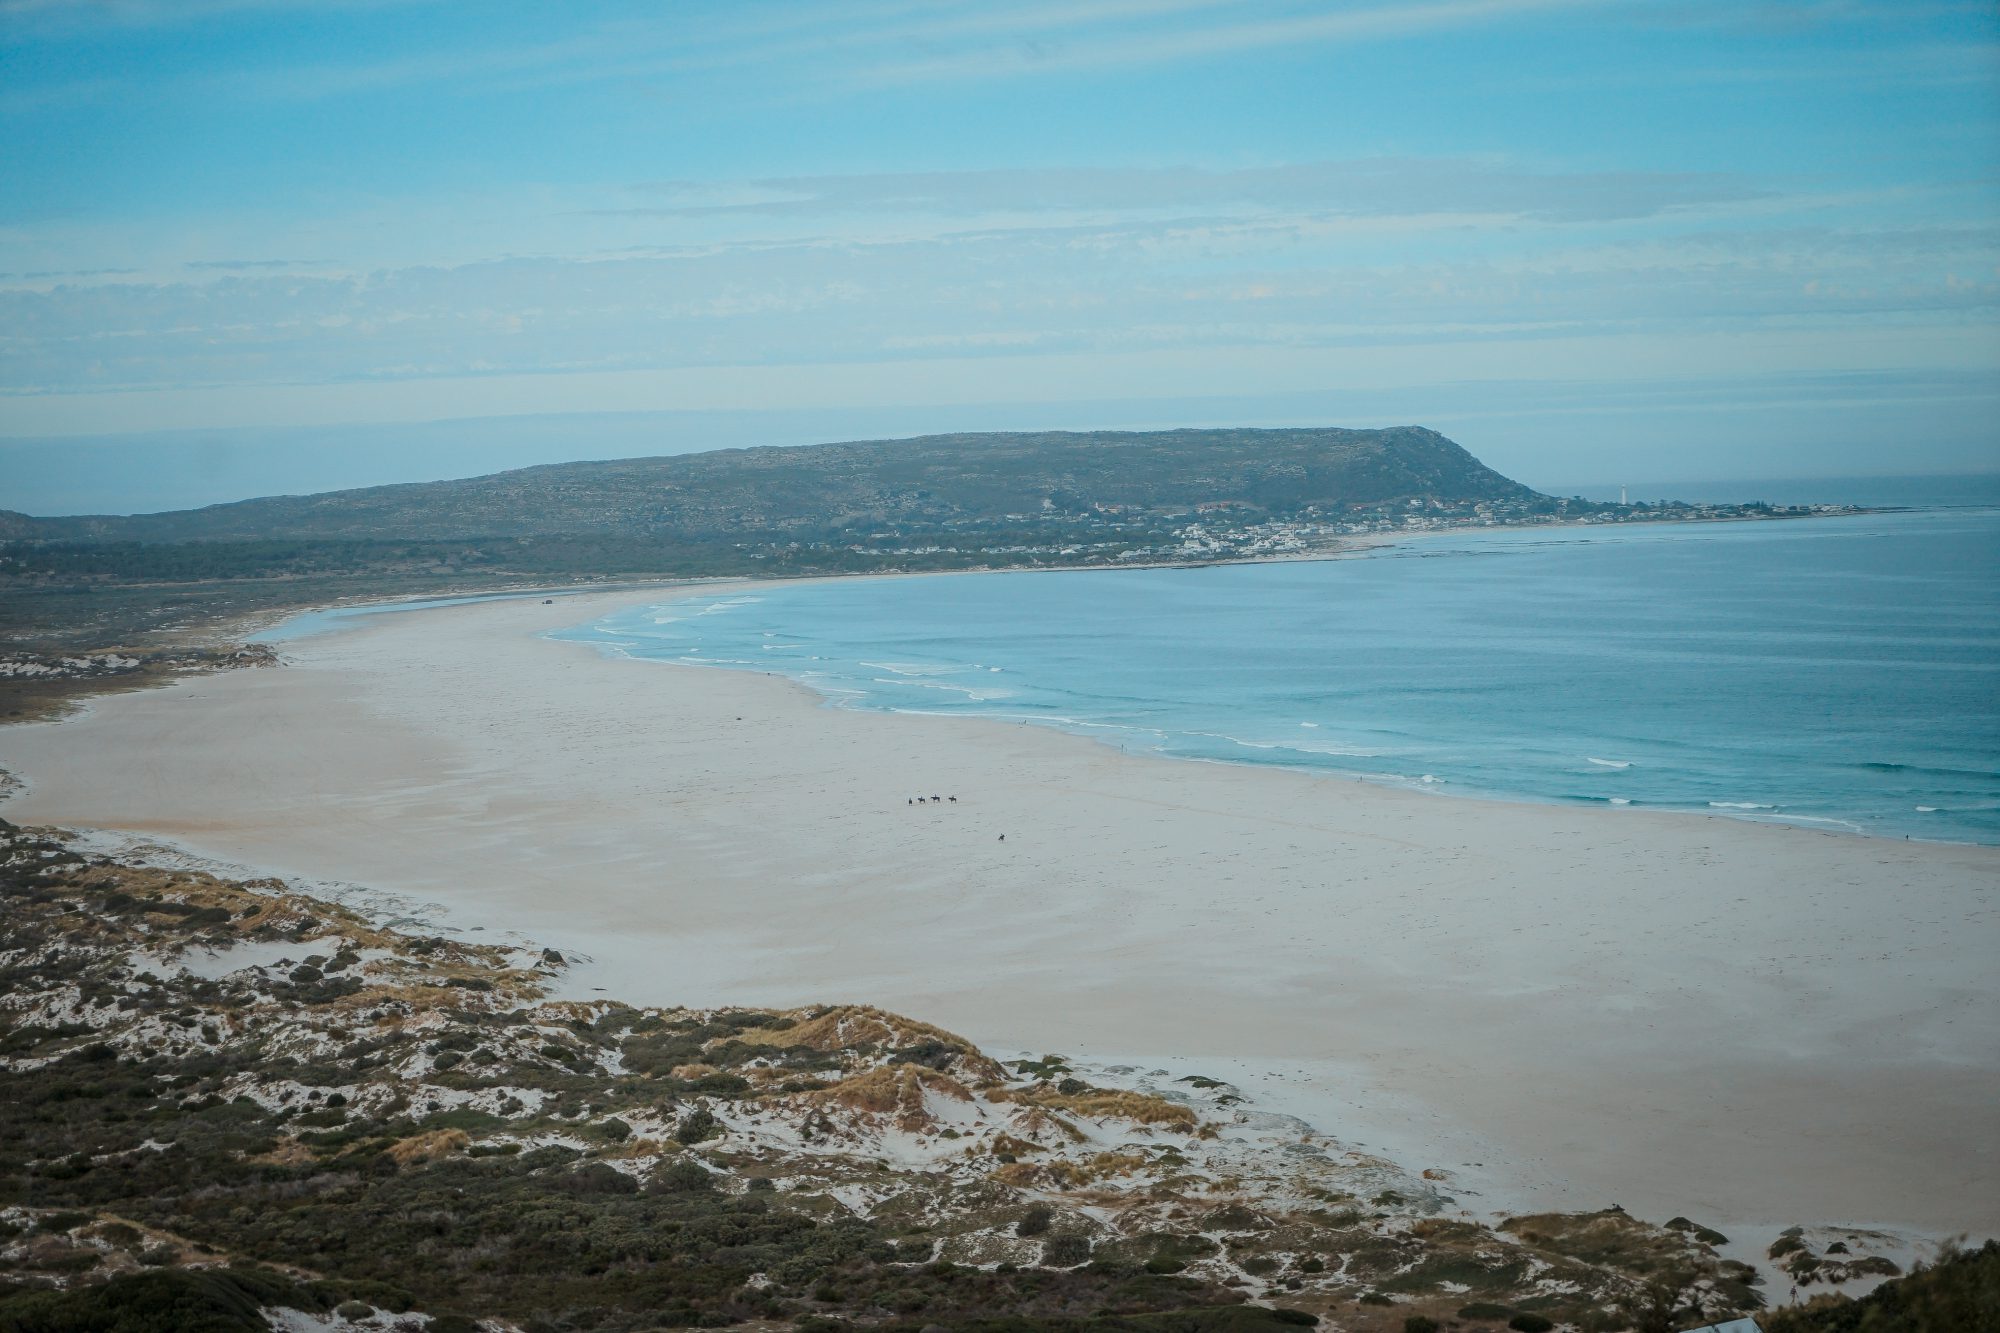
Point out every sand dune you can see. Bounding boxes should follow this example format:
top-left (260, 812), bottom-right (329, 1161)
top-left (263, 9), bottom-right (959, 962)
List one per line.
top-left (4, 584), bottom-right (1996, 1244)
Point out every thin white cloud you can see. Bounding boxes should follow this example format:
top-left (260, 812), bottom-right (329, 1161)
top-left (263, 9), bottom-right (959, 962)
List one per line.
top-left (1510, 37), bottom-right (2000, 92)
top-left (0, 0), bottom-right (440, 35)
top-left (3, 0), bottom-right (1635, 108)
top-left (6, 322), bottom-right (1994, 439)
top-left (617, 160), bottom-right (1771, 227)
top-left (853, 0), bottom-right (1623, 86)
top-left (4, 186), bottom-right (1990, 408)
top-left (1638, 0), bottom-right (1994, 34)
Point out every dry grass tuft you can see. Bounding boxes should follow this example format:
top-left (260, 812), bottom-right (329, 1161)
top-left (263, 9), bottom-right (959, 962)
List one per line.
top-left (386, 1128), bottom-right (470, 1166)
top-left (737, 1005), bottom-right (1009, 1082)
top-left (991, 1151), bottom-right (1152, 1191)
top-left (806, 1064), bottom-right (974, 1131)
top-left (992, 1085), bottom-right (1198, 1131)
top-left (1003, 1106), bottom-right (1088, 1144)
top-left (986, 1133), bottom-right (1046, 1157)
top-left (615, 1136), bottom-right (667, 1159)
top-left (536, 1000), bottom-right (606, 1024)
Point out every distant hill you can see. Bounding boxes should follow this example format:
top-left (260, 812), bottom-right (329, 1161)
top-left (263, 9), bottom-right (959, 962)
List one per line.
top-left (8, 426), bottom-right (1541, 543)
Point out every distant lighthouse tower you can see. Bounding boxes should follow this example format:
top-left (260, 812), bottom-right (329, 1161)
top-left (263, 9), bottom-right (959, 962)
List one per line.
top-left (1620, 485), bottom-right (1628, 505)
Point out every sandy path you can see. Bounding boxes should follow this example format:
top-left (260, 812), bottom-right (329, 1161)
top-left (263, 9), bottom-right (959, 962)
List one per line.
top-left (4, 585), bottom-right (1996, 1242)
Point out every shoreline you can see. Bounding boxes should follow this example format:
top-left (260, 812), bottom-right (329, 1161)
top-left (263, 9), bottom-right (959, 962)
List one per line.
top-left (242, 508), bottom-right (1984, 851)
top-left (2, 580), bottom-right (1996, 1252)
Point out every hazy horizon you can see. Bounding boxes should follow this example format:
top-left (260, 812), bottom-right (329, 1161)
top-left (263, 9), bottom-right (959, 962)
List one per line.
top-left (5, 0), bottom-right (1996, 512)
top-left (6, 413), bottom-right (2000, 518)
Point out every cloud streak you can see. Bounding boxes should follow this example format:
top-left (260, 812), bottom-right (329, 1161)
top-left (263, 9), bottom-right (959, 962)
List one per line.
top-left (0, 0), bottom-right (439, 34)
top-left (619, 160), bottom-right (1772, 226)
top-left (4, 183), bottom-right (1989, 404)
top-left (2, 0), bottom-right (1638, 108)
top-left (854, 0), bottom-right (1618, 86)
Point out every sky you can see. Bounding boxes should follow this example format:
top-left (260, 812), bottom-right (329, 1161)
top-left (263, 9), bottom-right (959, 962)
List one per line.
top-left (2, 0), bottom-right (1997, 514)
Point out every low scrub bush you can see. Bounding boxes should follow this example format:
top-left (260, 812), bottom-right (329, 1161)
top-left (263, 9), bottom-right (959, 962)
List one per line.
top-left (1043, 1233), bottom-right (1092, 1268)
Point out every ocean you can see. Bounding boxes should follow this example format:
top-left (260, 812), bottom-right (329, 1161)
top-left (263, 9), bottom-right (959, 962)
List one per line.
top-left (553, 500), bottom-right (2000, 845)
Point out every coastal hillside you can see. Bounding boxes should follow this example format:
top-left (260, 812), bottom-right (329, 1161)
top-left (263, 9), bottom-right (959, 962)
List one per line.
top-left (1, 426), bottom-right (1566, 675)
top-left (4, 427), bottom-right (1541, 543)
top-left (0, 818), bottom-right (1773, 1332)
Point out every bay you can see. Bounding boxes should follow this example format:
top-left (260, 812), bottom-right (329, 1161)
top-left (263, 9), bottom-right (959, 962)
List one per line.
top-left (555, 504), bottom-right (2000, 845)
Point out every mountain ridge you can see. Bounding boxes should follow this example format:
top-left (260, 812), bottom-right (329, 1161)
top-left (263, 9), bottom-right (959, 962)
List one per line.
top-left (8, 426), bottom-right (1542, 542)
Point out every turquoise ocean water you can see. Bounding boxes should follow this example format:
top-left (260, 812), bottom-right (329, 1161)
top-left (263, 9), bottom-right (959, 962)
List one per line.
top-left (555, 501), bottom-right (2000, 845)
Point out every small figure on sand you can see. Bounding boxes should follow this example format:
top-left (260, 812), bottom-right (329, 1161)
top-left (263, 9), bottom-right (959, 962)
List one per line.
top-left (998, 834), bottom-right (1005, 841)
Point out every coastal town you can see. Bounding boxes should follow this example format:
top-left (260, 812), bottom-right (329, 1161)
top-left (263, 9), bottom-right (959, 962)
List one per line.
top-left (804, 494), bottom-right (1873, 569)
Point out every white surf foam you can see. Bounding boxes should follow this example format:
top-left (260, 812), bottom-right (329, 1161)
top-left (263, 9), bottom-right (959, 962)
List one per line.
top-left (869, 677), bottom-right (1013, 702)
top-left (860, 660), bottom-right (969, 678)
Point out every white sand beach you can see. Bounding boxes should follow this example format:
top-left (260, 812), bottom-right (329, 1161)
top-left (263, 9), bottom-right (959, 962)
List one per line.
top-left (3, 584), bottom-right (1996, 1245)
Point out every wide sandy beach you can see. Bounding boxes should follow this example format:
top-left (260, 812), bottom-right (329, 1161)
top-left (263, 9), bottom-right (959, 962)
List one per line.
top-left (4, 583), bottom-right (1996, 1245)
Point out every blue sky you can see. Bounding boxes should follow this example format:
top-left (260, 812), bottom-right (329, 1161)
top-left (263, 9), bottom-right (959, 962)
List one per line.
top-left (2, 0), bottom-right (1997, 512)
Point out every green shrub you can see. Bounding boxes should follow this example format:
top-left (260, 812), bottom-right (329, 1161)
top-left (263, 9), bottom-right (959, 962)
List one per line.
top-left (39, 1249), bottom-right (102, 1274)
top-left (1508, 1315), bottom-right (1554, 1333)
top-left (675, 1106), bottom-right (721, 1144)
top-left (1404, 1319), bottom-right (1441, 1333)
top-left (650, 1158), bottom-right (717, 1194)
top-left (559, 1162), bottom-right (638, 1196)
top-left (0, 1267), bottom-right (318, 1333)
top-left (1759, 1239), bottom-right (2000, 1333)
top-left (1043, 1233), bottom-right (1092, 1268)
top-left (1016, 1205), bottom-right (1054, 1238)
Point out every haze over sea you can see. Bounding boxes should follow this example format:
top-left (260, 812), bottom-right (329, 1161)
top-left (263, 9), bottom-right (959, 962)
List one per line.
top-left (557, 485), bottom-right (2000, 846)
